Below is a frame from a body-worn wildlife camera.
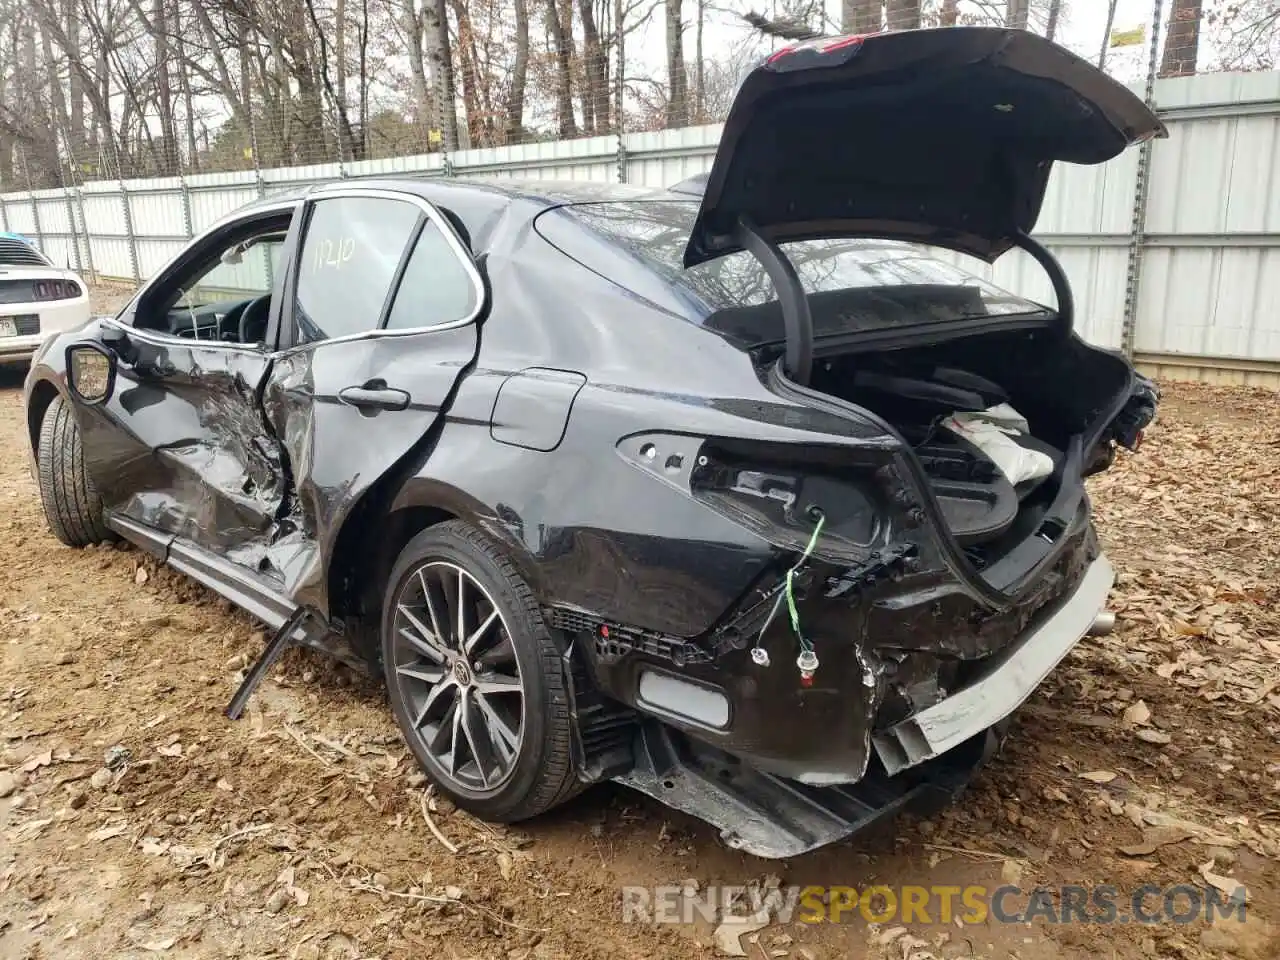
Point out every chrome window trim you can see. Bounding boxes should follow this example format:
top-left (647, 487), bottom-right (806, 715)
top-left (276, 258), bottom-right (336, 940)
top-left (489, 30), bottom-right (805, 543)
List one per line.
top-left (103, 186), bottom-right (483, 359)
top-left (101, 316), bottom-right (271, 355)
top-left (279, 186), bottom-right (486, 357)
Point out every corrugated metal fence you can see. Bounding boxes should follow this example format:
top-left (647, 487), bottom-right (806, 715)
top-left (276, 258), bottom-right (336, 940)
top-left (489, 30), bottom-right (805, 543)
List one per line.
top-left (1, 70), bottom-right (1278, 383)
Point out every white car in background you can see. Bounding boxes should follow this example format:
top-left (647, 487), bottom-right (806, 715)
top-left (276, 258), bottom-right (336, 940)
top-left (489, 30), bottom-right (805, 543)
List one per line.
top-left (0, 231), bottom-right (91, 367)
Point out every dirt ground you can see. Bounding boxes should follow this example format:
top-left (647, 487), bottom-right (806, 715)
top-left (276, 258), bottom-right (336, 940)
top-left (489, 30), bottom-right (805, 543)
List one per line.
top-left (1, 289), bottom-right (1277, 959)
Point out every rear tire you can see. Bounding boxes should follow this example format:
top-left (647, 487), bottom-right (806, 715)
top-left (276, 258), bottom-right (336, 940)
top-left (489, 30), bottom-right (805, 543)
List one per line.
top-left (381, 520), bottom-right (581, 822)
top-left (36, 393), bottom-right (114, 547)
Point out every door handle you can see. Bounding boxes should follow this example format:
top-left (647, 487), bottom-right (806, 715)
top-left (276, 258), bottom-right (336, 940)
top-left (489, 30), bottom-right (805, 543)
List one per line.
top-left (338, 384), bottom-right (411, 411)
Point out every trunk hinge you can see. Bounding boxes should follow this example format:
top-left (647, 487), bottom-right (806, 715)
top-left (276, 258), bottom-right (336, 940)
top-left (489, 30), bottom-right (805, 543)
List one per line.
top-left (734, 216), bottom-right (814, 386)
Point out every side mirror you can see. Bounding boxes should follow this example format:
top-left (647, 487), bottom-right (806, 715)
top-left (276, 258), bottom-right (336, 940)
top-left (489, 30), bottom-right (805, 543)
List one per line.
top-left (66, 343), bottom-right (117, 406)
top-left (100, 324), bottom-right (138, 365)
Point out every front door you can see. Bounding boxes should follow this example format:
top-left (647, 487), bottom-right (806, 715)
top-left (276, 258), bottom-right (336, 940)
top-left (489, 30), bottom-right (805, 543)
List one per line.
top-left (75, 205), bottom-right (298, 573)
top-left (260, 188), bottom-right (486, 614)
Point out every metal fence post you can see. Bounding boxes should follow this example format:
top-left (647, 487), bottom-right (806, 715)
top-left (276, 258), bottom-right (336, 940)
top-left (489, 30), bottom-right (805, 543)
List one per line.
top-left (62, 188), bottom-right (84, 272)
top-left (179, 177), bottom-right (195, 238)
top-left (74, 186), bottom-right (97, 284)
top-left (119, 180), bottom-right (141, 281)
top-left (28, 189), bottom-right (47, 254)
top-left (1121, 0), bottom-right (1165, 359)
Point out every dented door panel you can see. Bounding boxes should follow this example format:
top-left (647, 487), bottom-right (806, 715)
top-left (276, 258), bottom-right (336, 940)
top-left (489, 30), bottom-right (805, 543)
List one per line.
top-left (77, 329), bottom-right (283, 566)
top-left (261, 325), bottom-right (480, 612)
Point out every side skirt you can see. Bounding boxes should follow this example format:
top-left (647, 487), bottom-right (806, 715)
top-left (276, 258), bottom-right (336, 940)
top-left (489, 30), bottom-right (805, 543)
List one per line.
top-left (104, 511), bottom-right (366, 673)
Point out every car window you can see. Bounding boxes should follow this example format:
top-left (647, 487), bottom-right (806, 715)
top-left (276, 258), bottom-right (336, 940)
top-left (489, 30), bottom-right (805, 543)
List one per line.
top-left (293, 197), bottom-right (421, 345)
top-left (177, 237), bottom-right (283, 309)
top-left (539, 200), bottom-right (1048, 346)
top-left (384, 220), bottom-right (478, 330)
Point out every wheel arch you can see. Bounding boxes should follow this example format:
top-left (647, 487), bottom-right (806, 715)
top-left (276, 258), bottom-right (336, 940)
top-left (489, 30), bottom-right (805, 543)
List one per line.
top-left (26, 376), bottom-right (62, 457)
top-left (325, 474), bottom-right (548, 659)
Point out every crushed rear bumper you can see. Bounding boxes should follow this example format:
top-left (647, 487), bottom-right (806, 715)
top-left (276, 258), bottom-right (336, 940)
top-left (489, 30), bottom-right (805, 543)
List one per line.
top-left (873, 553), bottom-right (1114, 775)
top-left (613, 554), bottom-right (1114, 858)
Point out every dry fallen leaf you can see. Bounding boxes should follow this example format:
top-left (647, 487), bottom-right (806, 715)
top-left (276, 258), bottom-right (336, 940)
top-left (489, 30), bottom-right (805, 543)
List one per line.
top-left (89, 824), bottom-right (129, 842)
top-left (20, 749), bottom-right (53, 773)
top-left (140, 938), bottom-right (176, 952)
top-left (1118, 826), bottom-right (1195, 856)
top-left (156, 743), bottom-right (182, 758)
top-left (1134, 729), bottom-right (1171, 745)
top-left (1198, 861), bottom-right (1250, 902)
top-left (1122, 700), bottom-right (1151, 725)
top-left (1079, 770), bottom-right (1117, 783)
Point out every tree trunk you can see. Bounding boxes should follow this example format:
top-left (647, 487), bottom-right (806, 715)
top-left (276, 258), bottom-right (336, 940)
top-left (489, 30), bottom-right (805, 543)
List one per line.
top-left (939, 0), bottom-right (958, 26)
top-left (358, 0), bottom-right (369, 157)
top-left (1006, 0), bottom-right (1029, 30)
top-left (451, 0), bottom-right (487, 147)
top-left (506, 0), bottom-right (529, 142)
top-left (885, 0), bottom-right (918, 30)
top-left (694, 0), bottom-right (704, 121)
top-left (1159, 0), bottom-right (1201, 77)
top-left (65, 0), bottom-right (84, 159)
top-left (579, 0), bottom-right (609, 134)
top-left (336, 0), bottom-right (348, 153)
top-left (1045, 0), bottom-right (1061, 42)
top-left (154, 0), bottom-right (178, 173)
top-left (664, 0), bottom-right (688, 128)
top-left (423, 0), bottom-right (460, 151)
top-left (1098, 0), bottom-right (1119, 70)
top-left (614, 0), bottom-right (625, 133)
top-left (546, 0), bottom-right (579, 137)
top-left (403, 0), bottom-right (433, 132)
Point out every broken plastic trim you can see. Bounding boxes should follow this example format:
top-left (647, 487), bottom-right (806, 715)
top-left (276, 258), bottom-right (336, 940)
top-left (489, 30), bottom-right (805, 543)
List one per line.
top-left (733, 216), bottom-right (814, 385)
top-left (225, 605), bottom-right (324, 719)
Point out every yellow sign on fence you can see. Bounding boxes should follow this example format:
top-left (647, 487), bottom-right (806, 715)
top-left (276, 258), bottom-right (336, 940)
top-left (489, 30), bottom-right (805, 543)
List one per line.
top-left (1110, 25), bottom-right (1146, 48)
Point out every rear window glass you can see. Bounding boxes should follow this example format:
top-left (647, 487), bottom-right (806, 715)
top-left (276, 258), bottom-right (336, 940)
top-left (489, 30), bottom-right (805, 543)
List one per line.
top-left (540, 200), bottom-right (1046, 344)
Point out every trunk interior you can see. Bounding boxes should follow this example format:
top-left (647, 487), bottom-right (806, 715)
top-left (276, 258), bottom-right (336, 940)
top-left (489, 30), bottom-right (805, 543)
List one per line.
top-left (804, 326), bottom-right (1134, 582)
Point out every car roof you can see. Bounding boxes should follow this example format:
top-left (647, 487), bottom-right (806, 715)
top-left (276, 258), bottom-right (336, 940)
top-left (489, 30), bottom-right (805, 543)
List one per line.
top-left (243, 175), bottom-right (679, 215)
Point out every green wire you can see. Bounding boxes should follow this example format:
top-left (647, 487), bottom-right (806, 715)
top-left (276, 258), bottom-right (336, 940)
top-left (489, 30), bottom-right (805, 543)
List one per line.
top-left (751, 512), bottom-right (827, 659)
top-left (785, 513), bottom-right (825, 652)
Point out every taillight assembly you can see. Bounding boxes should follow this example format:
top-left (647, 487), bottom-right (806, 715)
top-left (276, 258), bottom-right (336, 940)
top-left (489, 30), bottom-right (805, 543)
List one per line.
top-left (618, 431), bottom-right (890, 563)
top-left (33, 279), bottom-right (81, 301)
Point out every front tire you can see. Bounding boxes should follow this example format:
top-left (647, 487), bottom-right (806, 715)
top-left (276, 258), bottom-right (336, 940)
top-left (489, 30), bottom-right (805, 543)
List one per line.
top-left (36, 393), bottom-right (114, 547)
top-left (381, 520), bottom-right (580, 822)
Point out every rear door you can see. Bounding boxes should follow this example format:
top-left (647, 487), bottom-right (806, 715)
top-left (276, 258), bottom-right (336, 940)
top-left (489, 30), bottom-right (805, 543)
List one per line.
top-left (261, 187), bottom-right (485, 613)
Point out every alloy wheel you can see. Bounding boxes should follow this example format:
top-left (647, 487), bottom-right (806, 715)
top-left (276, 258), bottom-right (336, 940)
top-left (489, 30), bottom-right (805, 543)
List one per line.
top-left (390, 560), bottom-right (525, 794)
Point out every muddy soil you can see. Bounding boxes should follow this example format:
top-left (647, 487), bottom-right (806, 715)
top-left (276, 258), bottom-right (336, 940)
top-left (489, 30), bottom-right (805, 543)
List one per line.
top-left (2, 297), bottom-right (1277, 958)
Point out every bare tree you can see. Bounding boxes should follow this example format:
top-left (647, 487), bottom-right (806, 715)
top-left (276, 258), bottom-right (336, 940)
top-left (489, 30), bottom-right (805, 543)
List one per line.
top-left (664, 0), bottom-right (688, 127)
top-left (1099, 0), bottom-right (1119, 69)
top-left (1045, 0), bottom-right (1061, 41)
top-left (1208, 0), bottom-right (1280, 70)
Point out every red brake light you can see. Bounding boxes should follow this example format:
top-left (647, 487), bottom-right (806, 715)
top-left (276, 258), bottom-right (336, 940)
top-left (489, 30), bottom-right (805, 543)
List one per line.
top-left (32, 279), bottom-right (79, 301)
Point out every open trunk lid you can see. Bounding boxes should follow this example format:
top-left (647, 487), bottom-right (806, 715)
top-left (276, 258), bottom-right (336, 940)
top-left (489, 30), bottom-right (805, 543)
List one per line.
top-left (684, 27), bottom-right (1166, 268)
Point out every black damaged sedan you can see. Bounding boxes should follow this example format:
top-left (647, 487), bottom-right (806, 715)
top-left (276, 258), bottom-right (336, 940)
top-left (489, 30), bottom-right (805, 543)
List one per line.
top-left (24, 28), bottom-right (1161, 857)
